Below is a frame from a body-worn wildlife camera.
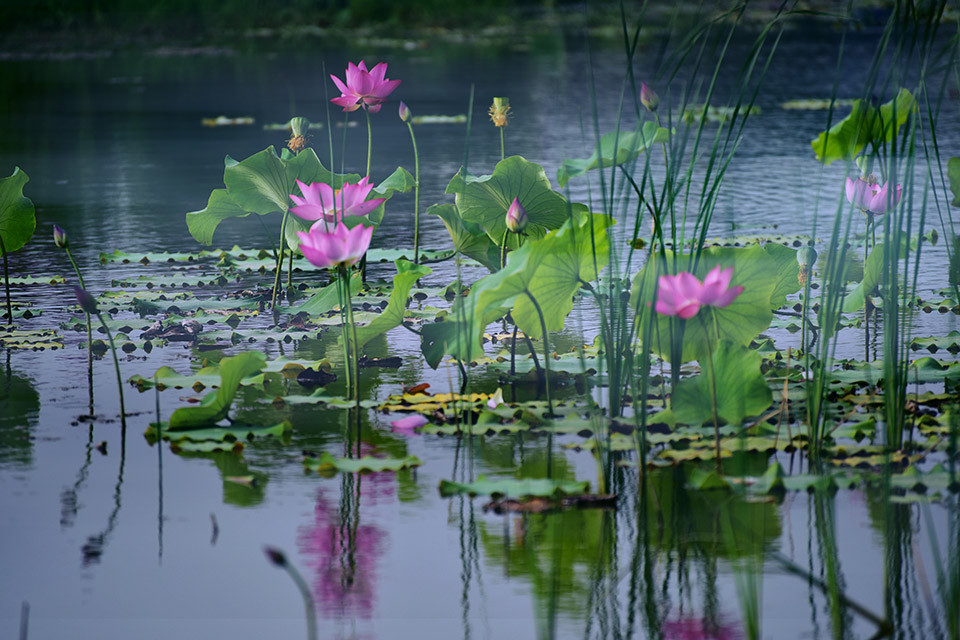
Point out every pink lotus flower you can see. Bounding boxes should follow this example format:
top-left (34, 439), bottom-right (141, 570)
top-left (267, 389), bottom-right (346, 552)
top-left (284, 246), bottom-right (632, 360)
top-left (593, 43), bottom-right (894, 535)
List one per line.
top-left (290, 177), bottom-right (385, 224)
top-left (845, 175), bottom-right (902, 214)
top-left (297, 221), bottom-right (373, 270)
top-left (330, 61), bottom-right (401, 114)
top-left (655, 266), bottom-right (743, 319)
top-left (640, 82), bottom-right (660, 112)
top-left (655, 272), bottom-right (705, 319)
top-left (390, 414), bottom-right (428, 430)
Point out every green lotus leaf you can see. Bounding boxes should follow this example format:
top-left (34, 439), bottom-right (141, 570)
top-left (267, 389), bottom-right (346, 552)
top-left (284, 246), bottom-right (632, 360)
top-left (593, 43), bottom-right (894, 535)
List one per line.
top-left (811, 88), bottom-right (915, 165)
top-left (490, 212), bottom-right (611, 339)
top-left (948, 157), bottom-right (960, 207)
top-left (631, 245), bottom-right (780, 363)
top-left (842, 234), bottom-right (908, 313)
top-left (557, 121), bottom-right (670, 187)
top-left (672, 340), bottom-right (772, 426)
top-left (429, 203), bottom-right (501, 271)
top-left (146, 421), bottom-right (290, 443)
top-left (167, 350), bottom-right (267, 430)
top-left (186, 189), bottom-right (250, 246)
top-left (446, 155), bottom-right (569, 246)
top-left (0, 167), bottom-right (35, 257)
top-left (343, 260), bottom-right (431, 352)
top-left (438, 475), bottom-right (590, 499)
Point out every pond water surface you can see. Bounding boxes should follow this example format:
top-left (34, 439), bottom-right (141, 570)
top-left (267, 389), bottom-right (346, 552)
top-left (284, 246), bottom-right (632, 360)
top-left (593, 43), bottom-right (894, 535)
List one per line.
top-left (1, 20), bottom-right (959, 640)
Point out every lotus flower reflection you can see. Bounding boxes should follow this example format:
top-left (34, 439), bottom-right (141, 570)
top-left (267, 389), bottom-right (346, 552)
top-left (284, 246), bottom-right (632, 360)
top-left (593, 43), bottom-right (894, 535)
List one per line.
top-left (845, 175), bottom-right (902, 215)
top-left (290, 177), bottom-right (385, 225)
top-left (297, 221), bottom-right (373, 270)
top-left (655, 265), bottom-right (743, 319)
top-left (330, 60), bottom-right (401, 114)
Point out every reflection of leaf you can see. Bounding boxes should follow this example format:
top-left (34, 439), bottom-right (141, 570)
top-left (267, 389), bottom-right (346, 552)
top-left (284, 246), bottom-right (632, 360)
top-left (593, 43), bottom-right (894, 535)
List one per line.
top-left (0, 167), bottom-right (36, 257)
top-left (303, 452), bottom-right (422, 475)
top-left (0, 367), bottom-right (39, 467)
top-left (168, 351), bottom-right (267, 429)
top-left (447, 156), bottom-right (569, 245)
top-left (439, 475), bottom-right (590, 498)
top-left (557, 122), bottom-right (670, 187)
top-left (673, 341), bottom-right (772, 426)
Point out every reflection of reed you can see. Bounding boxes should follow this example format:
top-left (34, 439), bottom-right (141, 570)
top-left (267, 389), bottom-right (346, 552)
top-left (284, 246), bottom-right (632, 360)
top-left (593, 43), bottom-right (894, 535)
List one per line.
top-left (81, 427), bottom-right (125, 566)
top-left (59, 424), bottom-right (94, 528)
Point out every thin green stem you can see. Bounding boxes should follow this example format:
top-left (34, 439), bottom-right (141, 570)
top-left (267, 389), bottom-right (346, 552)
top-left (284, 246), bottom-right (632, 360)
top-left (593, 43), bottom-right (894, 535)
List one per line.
top-left (499, 127), bottom-right (505, 161)
top-left (0, 235), bottom-right (11, 324)
top-left (365, 108), bottom-right (372, 179)
top-left (406, 121), bottom-right (421, 263)
top-left (271, 211), bottom-right (289, 311)
top-left (65, 248), bottom-right (94, 412)
top-left (95, 312), bottom-right (126, 430)
top-left (500, 230), bottom-right (509, 270)
top-left (345, 268), bottom-right (360, 406)
top-left (699, 312), bottom-right (722, 473)
top-left (525, 290), bottom-right (553, 417)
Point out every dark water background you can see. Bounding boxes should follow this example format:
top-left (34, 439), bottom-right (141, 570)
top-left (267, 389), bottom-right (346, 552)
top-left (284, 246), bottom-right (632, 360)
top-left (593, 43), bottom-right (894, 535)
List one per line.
top-left (1, 19), bottom-right (958, 640)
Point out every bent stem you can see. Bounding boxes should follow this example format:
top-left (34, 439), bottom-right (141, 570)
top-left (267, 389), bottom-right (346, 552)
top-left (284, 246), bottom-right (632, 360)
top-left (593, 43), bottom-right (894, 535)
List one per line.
top-left (405, 119), bottom-right (421, 263)
top-left (0, 235), bottom-right (10, 324)
top-left (94, 311), bottom-right (126, 430)
top-left (525, 290), bottom-right (554, 418)
top-left (65, 247), bottom-right (94, 410)
top-left (264, 547), bottom-right (318, 640)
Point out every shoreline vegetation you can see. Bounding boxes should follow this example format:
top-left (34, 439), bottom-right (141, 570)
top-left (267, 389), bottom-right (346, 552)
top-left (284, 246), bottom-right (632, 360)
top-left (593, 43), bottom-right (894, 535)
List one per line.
top-left (0, 0), bottom-right (916, 56)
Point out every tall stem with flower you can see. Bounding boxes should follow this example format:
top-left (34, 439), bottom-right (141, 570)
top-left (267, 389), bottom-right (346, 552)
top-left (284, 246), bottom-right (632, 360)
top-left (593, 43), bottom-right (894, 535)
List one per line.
top-left (54, 225), bottom-right (94, 413)
top-left (74, 287), bottom-right (126, 429)
top-left (489, 97), bottom-right (510, 161)
top-left (655, 265), bottom-right (743, 471)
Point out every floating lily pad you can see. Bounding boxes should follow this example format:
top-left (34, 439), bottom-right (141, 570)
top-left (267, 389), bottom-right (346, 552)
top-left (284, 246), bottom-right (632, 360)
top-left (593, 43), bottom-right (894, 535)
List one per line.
top-left (0, 326), bottom-right (63, 350)
top-left (439, 475), bottom-right (590, 499)
top-left (303, 452), bottom-right (422, 475)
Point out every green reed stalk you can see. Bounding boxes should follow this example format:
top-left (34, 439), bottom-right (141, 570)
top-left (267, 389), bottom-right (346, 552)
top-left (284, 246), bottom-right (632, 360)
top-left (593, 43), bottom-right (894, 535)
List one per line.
top-left (263, 546), bottom-right (318, 640)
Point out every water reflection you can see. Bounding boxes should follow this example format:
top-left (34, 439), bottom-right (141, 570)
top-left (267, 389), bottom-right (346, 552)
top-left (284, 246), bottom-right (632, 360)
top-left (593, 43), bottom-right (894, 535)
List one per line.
top-left (297, 467), bottom-right (391, 622)
top-left (0, 357), bottom-right (39, 468)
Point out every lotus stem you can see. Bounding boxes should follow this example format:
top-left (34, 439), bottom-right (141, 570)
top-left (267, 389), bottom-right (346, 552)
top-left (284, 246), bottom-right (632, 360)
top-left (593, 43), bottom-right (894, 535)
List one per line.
top-left (699, 313), bottom-right (722, 473)
top-left (64, 247), bottom-right (94, 409)
top-left (271, 210), bottom-right (289, 310)
top-left (0, 235), bottom-right (11, 324)
top-left (95, 311), bottom-right (126, 430)
top-left (500, 230), bottom-right (508, 270)
top-left (499, 127), bottom-right (505, 161)
top-left (345, 269), bottom-right (361, 406)
top-left (364, 108), bottom-right (372, 179)
top-left (405, 119), bottom-right (421, 263)
top-left (525, 290), bottom-right (553, 417)
top-left (263, 546), bottom-right (318, 640)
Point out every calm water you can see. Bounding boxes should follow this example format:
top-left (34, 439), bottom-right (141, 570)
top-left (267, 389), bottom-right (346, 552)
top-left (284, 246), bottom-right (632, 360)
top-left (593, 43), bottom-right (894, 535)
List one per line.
top-left (1, 20), bottom-right (959, 640)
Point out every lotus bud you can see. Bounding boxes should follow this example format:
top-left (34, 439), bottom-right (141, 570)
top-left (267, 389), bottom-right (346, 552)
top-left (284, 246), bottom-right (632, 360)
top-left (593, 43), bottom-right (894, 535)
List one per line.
top-left (640, 82), bottom-right (659, 112)
top-left (74, 287), bottom-right (98, 315)
top-left (797, 246), bottom-right (817, 286)
top-left (53, 224), bottom-right (68, 249)
top-left (489, 97), bottom-right (511, 128)
top-left (398, 101), bottom-right (412, 123)
top-left (287, 117), bottom-right (310, 154)
top-left (263, 546), bottom-right (287, 568)
top-left (505, 197), bottom-right (528, 233)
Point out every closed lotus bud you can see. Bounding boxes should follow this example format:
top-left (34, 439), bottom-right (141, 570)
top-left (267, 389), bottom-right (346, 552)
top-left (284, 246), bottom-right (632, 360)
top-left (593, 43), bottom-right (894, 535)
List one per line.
top-left (640, 82), bottom-right (659, 112)
top-left (398, 101), bottom-right (412, 123)
top-left (74, 287), bottom-right (98, 315)
top-left (505, 197), bottom-right (528, 233)
top-left (263, 545), bottom-right (288, 568)
top-left (797, 246), bottom-right (817, 286)
top-left (53, 224), bottom-right (68, 249)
